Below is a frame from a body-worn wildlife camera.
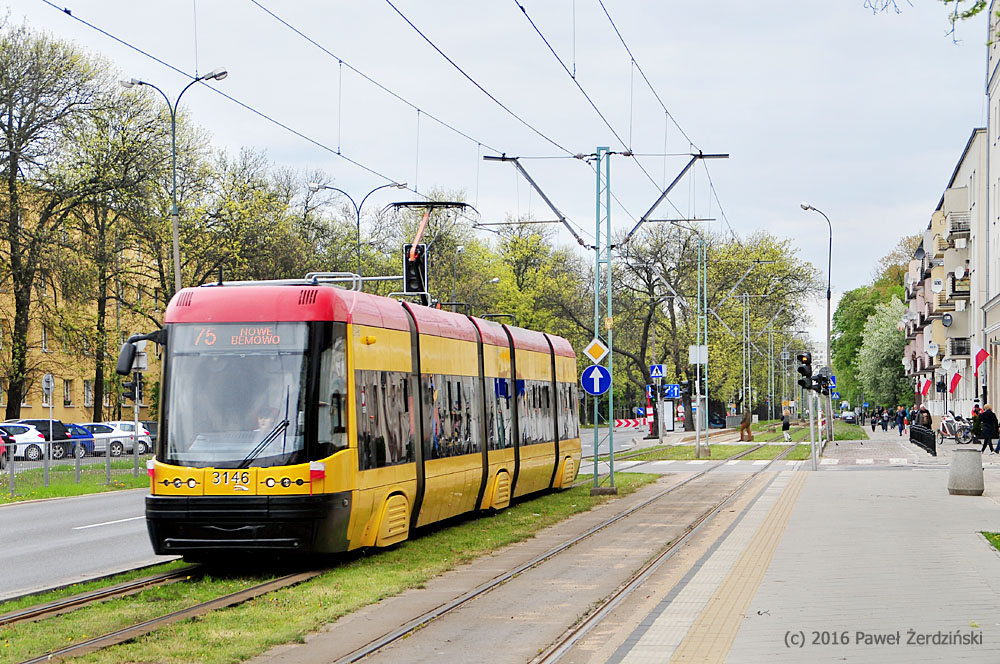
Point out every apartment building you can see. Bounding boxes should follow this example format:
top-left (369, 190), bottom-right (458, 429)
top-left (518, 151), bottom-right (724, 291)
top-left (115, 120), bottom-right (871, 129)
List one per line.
top-left (905, 129), bottom-right (987, 417)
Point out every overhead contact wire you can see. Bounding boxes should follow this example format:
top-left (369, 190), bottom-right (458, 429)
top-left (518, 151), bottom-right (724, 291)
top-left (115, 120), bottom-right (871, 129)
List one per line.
top-left (249, 0), bottom-right (504, 157)
top-left (383, 0), bottom-right (575, 157)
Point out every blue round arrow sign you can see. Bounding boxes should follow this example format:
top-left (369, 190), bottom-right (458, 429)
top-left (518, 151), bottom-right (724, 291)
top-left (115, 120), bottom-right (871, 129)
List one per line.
top-left (581, 364), bottom-right (612, 396)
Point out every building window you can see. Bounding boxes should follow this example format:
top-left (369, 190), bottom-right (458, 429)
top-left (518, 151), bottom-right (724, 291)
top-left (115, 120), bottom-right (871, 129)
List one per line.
top-left (41, 325), bottom-right (50, 352)
top-left (63, 379), bottom-right (72, 406)
top-left (0, 379), bottom-right (6, 407)
top-left (21, 387), bottom-right (29, 407)
top-left (42, 381), bottom-right (51, 407)
top-left (83, 380), bottom-right (94, 408)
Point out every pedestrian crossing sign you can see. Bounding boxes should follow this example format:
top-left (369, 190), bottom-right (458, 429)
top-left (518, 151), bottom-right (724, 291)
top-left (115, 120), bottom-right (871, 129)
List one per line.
top-left (649, 364), bottom-right (664, 379)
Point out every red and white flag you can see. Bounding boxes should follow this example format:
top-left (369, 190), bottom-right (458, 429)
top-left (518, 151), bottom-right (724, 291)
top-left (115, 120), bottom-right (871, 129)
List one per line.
top-left (950, 372), bottom-right (962, 394)
top-left (973, 342), bottom-right (990, 377)
top-left (921, 379), bottom-right (932, 396)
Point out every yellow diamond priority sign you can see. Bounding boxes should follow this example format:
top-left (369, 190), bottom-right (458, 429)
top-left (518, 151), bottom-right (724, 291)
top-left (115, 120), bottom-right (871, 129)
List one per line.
top-left (583, 338), bottom-right (609, 365)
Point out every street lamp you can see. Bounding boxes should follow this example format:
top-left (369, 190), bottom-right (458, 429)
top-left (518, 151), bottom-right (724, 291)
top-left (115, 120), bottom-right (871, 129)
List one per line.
top-left (800, 202), bottom-right (833, 441)
top-left (121, 68), bottom-right (228, 294)
top-left (307, 182), bottom-right (408, 275)
top-left (451, 245), bottom-right (465, 302)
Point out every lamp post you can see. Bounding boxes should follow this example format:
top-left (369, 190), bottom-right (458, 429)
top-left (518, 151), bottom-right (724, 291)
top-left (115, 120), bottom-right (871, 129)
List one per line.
top-left (121, 68), bottom-right (229, 294)
top-left (307, 182), bottom-right (407, 276)
top-left (451, 245), bottom-right (464, 302)
top-left (800, 202), bottom-right (834, 442)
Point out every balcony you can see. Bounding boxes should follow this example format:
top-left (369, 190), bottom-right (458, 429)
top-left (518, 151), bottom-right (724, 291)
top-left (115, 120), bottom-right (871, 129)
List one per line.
top-left (947, 211), bottom-right (971, 237)
top-left (949, 275), bottom-right (970, 299)
top-left (947, 337), bottom-right (971, 357)
top-left (934, 236), bottom-right (950, 257)
top-left (936, 292), bottom-right (955, 311)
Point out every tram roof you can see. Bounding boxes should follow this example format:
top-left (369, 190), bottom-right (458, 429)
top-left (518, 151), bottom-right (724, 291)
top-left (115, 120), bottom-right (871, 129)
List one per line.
top-left (165, 284), bottom-right (411, 331)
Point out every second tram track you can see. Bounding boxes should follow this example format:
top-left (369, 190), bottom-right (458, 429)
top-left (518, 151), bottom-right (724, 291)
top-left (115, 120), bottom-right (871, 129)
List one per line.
top-left (335, 442), bottom-right (797, 664)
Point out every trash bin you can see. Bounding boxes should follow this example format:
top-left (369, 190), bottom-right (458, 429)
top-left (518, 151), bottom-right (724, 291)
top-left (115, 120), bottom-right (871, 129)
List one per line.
top-left (948, 448), bottom-right (984, 496)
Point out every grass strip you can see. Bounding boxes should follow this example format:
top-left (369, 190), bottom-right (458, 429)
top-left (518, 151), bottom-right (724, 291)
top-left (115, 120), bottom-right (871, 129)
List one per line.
top-left (983, 532), bottom-right (1000, 553)
top-left (6, 473), bottom-right (659, 664)
top-left (739, 445), bottom-right (792, 460)
top-left (619, 444), bottom-right (755, 462)
top-left (0, 560), bottom-right (190, 615)
top-left (0, 463), bottom-right (148, 504)
top-left (784, 444), bottom-right (813, 461)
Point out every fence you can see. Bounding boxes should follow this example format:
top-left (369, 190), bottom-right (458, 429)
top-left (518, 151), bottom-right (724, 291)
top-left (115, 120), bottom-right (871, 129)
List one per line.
top-left (1, 435), bottom-right (152, 498)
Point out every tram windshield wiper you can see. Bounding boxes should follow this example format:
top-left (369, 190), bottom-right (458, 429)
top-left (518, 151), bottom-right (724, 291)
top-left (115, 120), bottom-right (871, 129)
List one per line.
top-left (237, 419), bottom-right (290, 469)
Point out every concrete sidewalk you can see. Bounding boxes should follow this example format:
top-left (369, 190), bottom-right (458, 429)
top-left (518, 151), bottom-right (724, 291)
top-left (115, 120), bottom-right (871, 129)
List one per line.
top-left (724, 466), bottom-right (1000, 662)
top-left (594, 426), bottom-right (1000, 663)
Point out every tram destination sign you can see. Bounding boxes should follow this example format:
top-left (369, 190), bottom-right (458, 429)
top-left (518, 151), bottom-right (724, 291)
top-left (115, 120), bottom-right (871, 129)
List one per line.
top-left (174, 322), bottom-right (308, 351)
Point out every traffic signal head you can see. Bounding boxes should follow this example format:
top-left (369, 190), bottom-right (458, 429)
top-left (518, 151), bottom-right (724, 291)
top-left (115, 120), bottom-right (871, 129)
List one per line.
top-left (796, 352), bottom-right (813, 390)
top-left (680, 380), bottom-right (691, 396)
top-left (402, 243), bottom-right (428, 294)
top-left (795, 351), bottom-right (812, 365)
top-left (122, 379), bottom-right (137, 401)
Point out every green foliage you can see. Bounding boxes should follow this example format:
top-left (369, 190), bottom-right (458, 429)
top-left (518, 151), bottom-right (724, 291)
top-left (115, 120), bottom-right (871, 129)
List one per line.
top-left (856, 299), bottom-right (910, 407)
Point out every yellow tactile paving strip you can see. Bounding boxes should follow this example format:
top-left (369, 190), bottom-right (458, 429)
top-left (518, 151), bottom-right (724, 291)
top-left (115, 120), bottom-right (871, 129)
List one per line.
top-left (669, 471), bottom-right (808, 663)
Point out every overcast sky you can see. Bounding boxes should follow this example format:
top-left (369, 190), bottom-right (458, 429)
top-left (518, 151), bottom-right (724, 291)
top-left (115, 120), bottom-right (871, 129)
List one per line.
top-left (5, 1), bottom-right (990, 341)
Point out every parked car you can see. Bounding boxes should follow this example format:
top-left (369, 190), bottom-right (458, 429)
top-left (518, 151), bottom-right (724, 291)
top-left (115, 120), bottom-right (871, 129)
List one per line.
top-left (65, 423), bottom-right (96, 457)
top-left (140, 420), bottom-right (159, 446)
top-left (841, 411), bottom-right (857, 424)
top-left (709, 412), bottom-right (727, 429)
top-left (3, 418), bottom-right (73, 459)
top-left (82, 421), bottom-right (152, 456)
top-left (0, 422), bottom-right (50, 462)
top-left (0, 429), bottom-right (11, 469)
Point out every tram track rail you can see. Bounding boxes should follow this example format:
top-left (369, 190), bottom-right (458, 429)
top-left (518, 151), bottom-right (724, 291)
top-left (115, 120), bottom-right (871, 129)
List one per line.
top-left (15, 569), bottom-right (326, 664)
top-left (0, 565), bottom-right (200, 628)
top-left (533, 444), bottom-right (797, 664)
top-left (334, 443), bottom-right (797, 664)
top-left (574, 440), bottom-right (773, 488)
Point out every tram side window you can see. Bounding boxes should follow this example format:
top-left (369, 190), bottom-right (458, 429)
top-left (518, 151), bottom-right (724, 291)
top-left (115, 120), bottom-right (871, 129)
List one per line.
top-left (316, 326), bottom-right (347, 457)
top-left (542, 384), bottom-right (552, 442)
top-left (495, 377), bottom-right (514, 449)
top-left (427, 374), bottom-right (454, 459)
top-left (484, 378), bottom-right (498, 450)
top-left (569, 383), bottom-right (580, 438)
top-left (462, 375), bottom-right (481, 455)
top-left (356, 370), bottom-right (413, 470)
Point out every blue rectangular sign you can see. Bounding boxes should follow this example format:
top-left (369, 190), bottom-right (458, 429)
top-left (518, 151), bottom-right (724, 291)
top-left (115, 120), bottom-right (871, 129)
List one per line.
top-left (663, 384), bottom-right (680, 399)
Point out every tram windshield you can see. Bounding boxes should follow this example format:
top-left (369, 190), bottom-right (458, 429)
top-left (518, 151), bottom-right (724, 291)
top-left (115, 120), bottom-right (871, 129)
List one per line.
top-left (164, 322), bottom-right (309, 469)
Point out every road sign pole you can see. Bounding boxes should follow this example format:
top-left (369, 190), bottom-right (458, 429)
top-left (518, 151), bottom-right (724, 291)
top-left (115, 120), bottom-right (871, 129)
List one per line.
top-left (810, 390), bottom-right (818, 471)
top-left (657, 378), bottom-right (664, 445)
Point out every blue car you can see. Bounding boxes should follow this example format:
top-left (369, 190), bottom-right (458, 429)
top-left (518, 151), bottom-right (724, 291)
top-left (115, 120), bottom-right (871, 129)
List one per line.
top-left (65, 423), bottom-right (96, 458)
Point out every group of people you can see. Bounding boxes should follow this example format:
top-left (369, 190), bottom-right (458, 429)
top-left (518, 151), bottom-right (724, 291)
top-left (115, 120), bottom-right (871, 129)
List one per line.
top-left (863, 405), bottom-right (934, 436)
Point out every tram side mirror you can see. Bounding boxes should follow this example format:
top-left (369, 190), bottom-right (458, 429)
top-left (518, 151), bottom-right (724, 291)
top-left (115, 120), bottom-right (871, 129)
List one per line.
top-left (116, 343), bottom-right (137, 376)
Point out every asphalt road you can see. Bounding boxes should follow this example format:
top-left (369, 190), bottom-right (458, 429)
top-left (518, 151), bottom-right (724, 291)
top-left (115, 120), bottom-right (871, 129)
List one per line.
top-left (0, 489), bottom-right (173, 601)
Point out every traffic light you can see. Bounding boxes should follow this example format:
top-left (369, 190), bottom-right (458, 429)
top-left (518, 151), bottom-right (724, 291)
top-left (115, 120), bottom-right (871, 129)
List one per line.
top-left (680, 380), bottom-right (691, 396)
top-left (122, 378), bottom-right (138, 401)
top-left (402, 243), bottom-right (428, 294)
top-left (796, 351), bottom-right (813, 391)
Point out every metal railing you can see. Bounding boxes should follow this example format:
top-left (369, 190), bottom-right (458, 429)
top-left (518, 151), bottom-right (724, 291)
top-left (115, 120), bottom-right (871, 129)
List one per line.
top-left (948, 337), bottom-right (971, 357)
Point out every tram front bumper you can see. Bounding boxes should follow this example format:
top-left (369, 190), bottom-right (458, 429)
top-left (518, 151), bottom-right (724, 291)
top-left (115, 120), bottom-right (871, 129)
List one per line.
top-left (145, 492), bottom-right (352, 554)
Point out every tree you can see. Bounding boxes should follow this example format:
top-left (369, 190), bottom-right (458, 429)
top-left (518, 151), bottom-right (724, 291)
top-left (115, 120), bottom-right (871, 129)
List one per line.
top-left (0, 24), bottom-right (109, 419)
top-left (856, 299), bottom-right (910, 407)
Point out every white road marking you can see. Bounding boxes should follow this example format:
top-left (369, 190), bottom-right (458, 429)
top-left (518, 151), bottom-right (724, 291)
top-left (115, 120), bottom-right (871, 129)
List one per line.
top-left (726, 460), bottom-right (741, 465)
top-left (686, 460), bottom-right (709, 465)
top-left (786, 460), bottom-right (800, 466)
top-left (856, 458), bottom-right (874, 465)
top-left (752, 460), bottom-right (768, 465)
top-left (73, 516), bottom-right (144, 530)
top-left (820, 458), bottom-right (839, 465)
top-left (889, 458), bottom-right (908, 465)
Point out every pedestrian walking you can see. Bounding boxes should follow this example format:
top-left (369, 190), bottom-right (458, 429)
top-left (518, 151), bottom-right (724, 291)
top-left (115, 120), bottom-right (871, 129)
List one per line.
top-left (871, 409), bottom-right (878, 432)
top-left (918, 404), bottom-right (933, 429)
top-left (980, 404), bottom-right (998, 454)
top-left (782, 409), bottom-right (791, 443)
top-left (896, 406), bottom-right (906, 436)
top-left (881, 409), bottom-right (889, 431)
top-left (740, 408), bottom-right (753, 442)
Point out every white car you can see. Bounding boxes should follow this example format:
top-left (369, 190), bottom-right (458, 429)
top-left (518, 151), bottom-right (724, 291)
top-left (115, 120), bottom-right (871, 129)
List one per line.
top-left (82, 421), bottom-right (153, 456)
top-left (0, 423), bottom-right (52, 462)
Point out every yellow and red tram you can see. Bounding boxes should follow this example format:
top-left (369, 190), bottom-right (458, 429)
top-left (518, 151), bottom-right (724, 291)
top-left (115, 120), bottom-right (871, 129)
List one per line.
top-left (129, 278), bottom-right (581, 555)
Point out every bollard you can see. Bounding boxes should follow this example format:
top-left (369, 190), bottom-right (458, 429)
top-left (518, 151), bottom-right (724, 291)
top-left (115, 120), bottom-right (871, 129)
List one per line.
top-left (948, 448), bottom-right (985, 496)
